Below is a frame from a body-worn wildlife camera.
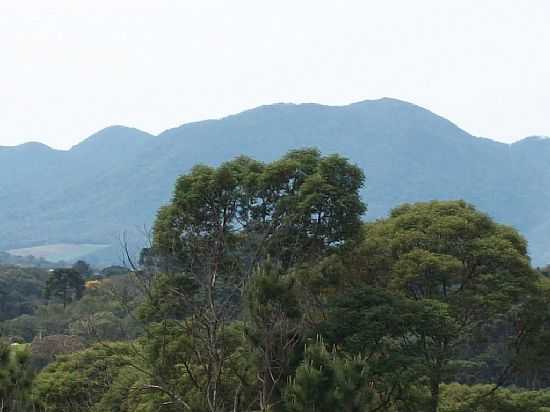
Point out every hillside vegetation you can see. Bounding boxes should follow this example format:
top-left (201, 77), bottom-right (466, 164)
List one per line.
top-left (2, 150), bottom-right (550, 411)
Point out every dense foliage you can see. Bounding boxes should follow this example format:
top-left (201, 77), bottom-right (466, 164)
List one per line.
top-left (0, 266), bottom-right (49, 322)
top-left (2, 150), bottom-right (550, 411)
top-left (0, 340), bottom-right (32, 411)
top-left (0, 252), bottom-right (61, 268)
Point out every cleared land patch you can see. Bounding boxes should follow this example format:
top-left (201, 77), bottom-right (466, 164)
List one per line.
top-left (7, 243), bottom-right (110, 262)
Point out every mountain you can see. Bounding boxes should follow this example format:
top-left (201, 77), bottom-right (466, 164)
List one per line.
top-left (1, 98), bottom-right (549, 265)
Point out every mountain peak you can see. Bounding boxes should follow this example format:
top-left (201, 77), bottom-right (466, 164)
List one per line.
top-left (0, 141), bottom-right (55, 152)
top-left (70, 126), bottom-right (153, 152)
top-left (351, 97), bottom-right (412, 105)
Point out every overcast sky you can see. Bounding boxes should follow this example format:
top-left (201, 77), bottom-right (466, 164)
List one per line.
top-left (0, 0), bottom-right (548, 149)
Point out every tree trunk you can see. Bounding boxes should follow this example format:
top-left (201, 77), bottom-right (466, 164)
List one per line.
top-left (430, 377), bottom-right (440, 412)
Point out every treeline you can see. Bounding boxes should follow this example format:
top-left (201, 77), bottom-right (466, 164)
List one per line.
top-left (0, 251), bottom-right (66, 268)
top-left (2, 149), bottom-right (550, 411)
top-left (0, 263), bottom-right (138, 342)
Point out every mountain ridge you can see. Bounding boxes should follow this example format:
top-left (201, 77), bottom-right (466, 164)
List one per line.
top-left (1, 98), bottom-right (549, 266)
top-left (5, 98), bottom-right (544, 151)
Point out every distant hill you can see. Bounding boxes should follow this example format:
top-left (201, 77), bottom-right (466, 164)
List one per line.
top-left (1, 98), bottom-right (549, 265)
top-left (0, 251), bottom-right (60, 268)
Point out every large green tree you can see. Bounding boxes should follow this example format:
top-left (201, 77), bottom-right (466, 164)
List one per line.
top-left (45, 268), bottom-right (85, 308)
top-left (143, 148), bottom-right (366, 411)
top-left (342, 201), bottom-right (537, 411)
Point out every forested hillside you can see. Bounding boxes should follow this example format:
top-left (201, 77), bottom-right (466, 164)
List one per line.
top-left (1, 98), bottom-right (549, 265)
top-left (2, 149), bottom-right (550, 411)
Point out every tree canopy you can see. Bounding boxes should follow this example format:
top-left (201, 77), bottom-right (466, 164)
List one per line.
top-left (45, 268), bottom-right (86, 308)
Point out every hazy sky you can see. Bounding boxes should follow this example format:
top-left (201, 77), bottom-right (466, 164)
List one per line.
top-left (0, 0), bottom-right (548, 149)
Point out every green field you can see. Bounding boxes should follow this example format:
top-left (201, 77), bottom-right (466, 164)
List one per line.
top-left (7, 243), bottom-right (110, 262)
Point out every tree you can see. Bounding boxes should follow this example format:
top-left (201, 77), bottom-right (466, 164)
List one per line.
top-left (284, 340), bottom-right (376, 412)
top-left (72, 260), bottom-right (92, 278)
top-left (32, 343), bottom-right (135, 412)
top-left (153, 148), bottom-right (365, 271)
top-left (45, 269), bottom-right (85, 308)
top-left (143, 148), bottom-right (366, 411)
top-left (321, 285), bottom-right (440, 410)
top-left (245, 262), bottom-right (303, 410)
top-left (500, 275), bottom-right (550, 389)
top-left (0, 339), bottom-right (33, 412)
top-left (0, 266), bottom-right (48, 322)
top-left (30, 335), bottom-right (84, 371)
top-left (353, 201), bottom-right (537, 412)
